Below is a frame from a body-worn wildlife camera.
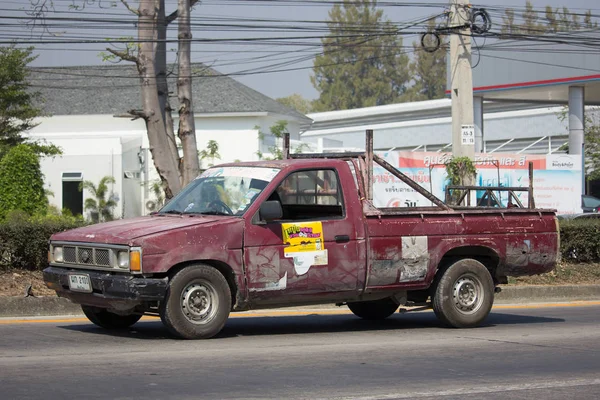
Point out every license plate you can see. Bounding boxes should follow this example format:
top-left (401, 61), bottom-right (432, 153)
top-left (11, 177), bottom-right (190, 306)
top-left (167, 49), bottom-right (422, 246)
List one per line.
top-left (68, 274), bottom-right (92, 293)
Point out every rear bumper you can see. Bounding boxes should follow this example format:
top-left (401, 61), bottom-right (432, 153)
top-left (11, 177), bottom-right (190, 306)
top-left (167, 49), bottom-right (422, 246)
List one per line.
top-left (43, 266), bottom-right (168, 311)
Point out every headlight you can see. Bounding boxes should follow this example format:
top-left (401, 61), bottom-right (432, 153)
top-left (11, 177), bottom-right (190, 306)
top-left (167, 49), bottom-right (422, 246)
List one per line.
top-left (53, 247), bottom-right (64, 263)
top-left (117, 251), bottom-right (129, 269)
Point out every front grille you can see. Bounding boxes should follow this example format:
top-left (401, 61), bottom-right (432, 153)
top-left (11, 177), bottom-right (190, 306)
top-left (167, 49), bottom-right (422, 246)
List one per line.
top-left (55, 244), bottom-right (124, 270)
top-left (78, 247), bottom-right (93, 264)
top-left (95, 249), bottom-right (110, 266)
top-left (64, 246), bottom-right (77, 263)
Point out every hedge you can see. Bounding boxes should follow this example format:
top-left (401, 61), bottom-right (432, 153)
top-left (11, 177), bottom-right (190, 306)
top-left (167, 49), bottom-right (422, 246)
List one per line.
top-left (559, 219), bottom-right (600, 262)
top-left (1, 213), bottom-right (600, 272)
top-left (0, 212), bottom-right (86, 271)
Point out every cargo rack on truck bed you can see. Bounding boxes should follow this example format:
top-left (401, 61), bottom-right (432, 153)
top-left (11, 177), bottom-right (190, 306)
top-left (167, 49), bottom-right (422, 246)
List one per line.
top-left (281, 130), bottom-right (536, 211)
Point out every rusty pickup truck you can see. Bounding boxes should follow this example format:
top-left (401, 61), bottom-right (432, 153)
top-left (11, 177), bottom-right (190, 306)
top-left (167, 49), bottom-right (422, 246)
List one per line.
top-left (44, 142), bottom-right (559, 339)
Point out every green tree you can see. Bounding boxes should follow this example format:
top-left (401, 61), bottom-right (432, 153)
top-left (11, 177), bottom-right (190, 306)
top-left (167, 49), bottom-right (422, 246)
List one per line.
top-left (502, 3), bottom-right (596, 35)
top-left (558, 6), bottom-right (579, 31)
top-left (311, 0), bottom-right (410, 111)
top-left (79, 176), bottom-right (118, 223)
top-left (0, 46), bottom-right (60, 160)
top-left (403, 19), bottom-right (447, 102)
top-left (583, 11), bottom-right (597, 29)
top-left (276, 94), bottom-right (313, 114)
top-left (585, 116), bottom-right (600, 181)
top-left (568, 7), bottom-right (581, 30)
top-left (521, 1), bottom-right (542, 34)
top-left (0, 144), bottom-right (48, 220)
top-left (255, 121), bottom-right (308, 160)
top-left (500, 8), bottom-right (517, 36)
top-left (544, 6), bottom-right (559, 33)
top-left (199, 140), bottom-right (221, 167)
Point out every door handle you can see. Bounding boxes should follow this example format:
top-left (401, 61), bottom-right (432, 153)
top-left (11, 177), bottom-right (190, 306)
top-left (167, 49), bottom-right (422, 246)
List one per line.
top-left (335, 235), bottom-right (350, 243)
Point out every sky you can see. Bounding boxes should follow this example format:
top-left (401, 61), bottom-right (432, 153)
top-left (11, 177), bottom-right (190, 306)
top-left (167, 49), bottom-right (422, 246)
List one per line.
top-left (1, 0), bottom-right (599, 100)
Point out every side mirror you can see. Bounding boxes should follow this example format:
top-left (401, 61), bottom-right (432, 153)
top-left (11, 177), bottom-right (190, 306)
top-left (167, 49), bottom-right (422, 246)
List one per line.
top-left (259, 200), bottom-right (283, 222)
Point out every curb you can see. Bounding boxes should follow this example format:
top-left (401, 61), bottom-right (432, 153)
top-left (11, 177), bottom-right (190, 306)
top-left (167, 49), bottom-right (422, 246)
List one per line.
top-left (0, 296), bottom-right (82, 317)
top-left (495, 285), bottom-right (600, 304)
top-left (1, 285), bottom-right (600, 318)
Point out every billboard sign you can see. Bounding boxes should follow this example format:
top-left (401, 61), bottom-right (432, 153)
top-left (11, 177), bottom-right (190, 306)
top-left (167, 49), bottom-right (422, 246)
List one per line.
top-left (373, 151), bottom-right (582, 214)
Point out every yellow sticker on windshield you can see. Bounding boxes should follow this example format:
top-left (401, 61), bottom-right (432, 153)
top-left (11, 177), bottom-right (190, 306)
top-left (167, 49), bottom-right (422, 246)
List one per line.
top-left (282, 221), bottom-right (324, 253)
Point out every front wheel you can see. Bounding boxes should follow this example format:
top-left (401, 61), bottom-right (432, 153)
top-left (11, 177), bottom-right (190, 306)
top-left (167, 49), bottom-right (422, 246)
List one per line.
top-left (348, 298), bottom-right (399, 320)
top-left (160, 264), bottom-right (231, 339)
top-left (432, 258), bottom-right (494, 328)
top-left (81, 306), bottom-right (142, 329)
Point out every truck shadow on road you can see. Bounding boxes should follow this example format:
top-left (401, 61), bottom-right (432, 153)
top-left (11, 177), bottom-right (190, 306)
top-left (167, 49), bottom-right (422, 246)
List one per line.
top-left (218, 312), bottom-right (564, 338)
top-left (58, 311), bottom-right (564, 340)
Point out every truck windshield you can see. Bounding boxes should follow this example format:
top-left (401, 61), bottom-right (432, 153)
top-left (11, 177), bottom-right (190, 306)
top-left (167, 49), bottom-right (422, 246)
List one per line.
top-left (158, 166), bottom-right (281, 216)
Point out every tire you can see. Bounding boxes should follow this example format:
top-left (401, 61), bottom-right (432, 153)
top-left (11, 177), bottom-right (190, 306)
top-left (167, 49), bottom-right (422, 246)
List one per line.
top-left (348, 298), bottom-right (399, 320)
top-left (432, 258), bottom-right (494, 328)
top-left (159, 264), bottom-right (231, 339)
top-left (81, 306), bottom-right (142, 329)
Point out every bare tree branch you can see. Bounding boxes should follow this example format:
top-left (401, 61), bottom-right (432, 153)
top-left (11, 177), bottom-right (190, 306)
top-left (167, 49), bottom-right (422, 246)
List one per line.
top-left (165, 0), bottom-right (200, 25)
top-left (120, 0), bottom-right (139, 15)
top-left (126, 110), bottom-right (148, 120)
top-left (106, 48), bottom-right (138, 63)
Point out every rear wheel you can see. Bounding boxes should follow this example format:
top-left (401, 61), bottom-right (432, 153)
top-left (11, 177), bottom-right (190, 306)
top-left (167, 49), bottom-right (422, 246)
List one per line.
top-left (348, 298), bottom-right (399, 320)
top-left (432, 258), bottom-right (494, 328)
top-left (81, 306), bottom-right (142, 329)
top-left (160, 264), bottom-right (231, 339)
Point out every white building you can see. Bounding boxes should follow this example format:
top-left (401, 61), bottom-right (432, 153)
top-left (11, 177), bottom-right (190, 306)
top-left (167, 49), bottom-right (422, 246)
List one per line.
top-left (302, 99), bottom-right (574, 154)
top-left (27, 64), bottom-right (311, 219)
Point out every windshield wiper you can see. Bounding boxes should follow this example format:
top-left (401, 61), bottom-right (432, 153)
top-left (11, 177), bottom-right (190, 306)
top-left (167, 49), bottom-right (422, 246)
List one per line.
top-left (195, 211), bottom-right (231, 216)
top-left (159, 210), bottom-right (183, 215)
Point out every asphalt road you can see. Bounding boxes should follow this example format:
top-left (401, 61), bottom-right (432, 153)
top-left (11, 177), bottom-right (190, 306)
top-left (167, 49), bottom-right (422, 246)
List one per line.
top-left (1, 304), bottom-right (600, 400)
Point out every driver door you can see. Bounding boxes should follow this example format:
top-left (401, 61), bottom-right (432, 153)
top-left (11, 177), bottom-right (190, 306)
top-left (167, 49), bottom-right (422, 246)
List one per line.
top-left (244, 168), bottom-right (362, 305)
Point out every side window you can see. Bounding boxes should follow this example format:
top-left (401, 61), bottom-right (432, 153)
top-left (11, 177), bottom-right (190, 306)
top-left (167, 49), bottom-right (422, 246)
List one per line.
top-left (273, 169), bottom-right (344, 220)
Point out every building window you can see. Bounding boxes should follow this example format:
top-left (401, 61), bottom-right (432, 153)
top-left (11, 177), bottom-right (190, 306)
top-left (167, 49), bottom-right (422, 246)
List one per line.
top-left (62, 172), bottom-right (83, 216)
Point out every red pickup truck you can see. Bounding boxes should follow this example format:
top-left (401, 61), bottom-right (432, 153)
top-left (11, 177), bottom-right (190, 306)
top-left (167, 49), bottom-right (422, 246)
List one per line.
top-left (44, 151), bottom-right (559, 339)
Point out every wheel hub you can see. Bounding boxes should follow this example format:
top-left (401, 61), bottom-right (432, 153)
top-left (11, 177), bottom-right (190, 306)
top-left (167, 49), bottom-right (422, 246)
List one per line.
top-left (181, 282), bottom-right (218, 324)
top-left (452, 275), bottom-right (483, 314)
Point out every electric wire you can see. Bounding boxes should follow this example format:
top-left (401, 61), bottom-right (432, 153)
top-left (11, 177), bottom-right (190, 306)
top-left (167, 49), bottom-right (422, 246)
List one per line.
top-left (0, 1), bottom-right (598, 89)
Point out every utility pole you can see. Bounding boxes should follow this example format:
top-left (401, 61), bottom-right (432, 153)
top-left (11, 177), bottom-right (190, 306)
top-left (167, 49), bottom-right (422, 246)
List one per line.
top-left (449, 0), bottom-right (475, 159)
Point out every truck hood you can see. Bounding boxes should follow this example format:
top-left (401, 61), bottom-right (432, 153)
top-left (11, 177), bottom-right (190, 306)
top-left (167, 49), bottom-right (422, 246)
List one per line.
top-left (50, 215), bottom-right (238, 245)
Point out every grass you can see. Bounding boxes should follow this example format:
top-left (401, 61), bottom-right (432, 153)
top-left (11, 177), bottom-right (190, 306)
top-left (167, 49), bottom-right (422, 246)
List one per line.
top-left (509, 261), bottom-right (600, 285)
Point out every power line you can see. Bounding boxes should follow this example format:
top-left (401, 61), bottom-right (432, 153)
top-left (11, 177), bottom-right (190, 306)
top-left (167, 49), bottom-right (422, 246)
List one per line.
top-left (0, 1), bottom-right (598, 90)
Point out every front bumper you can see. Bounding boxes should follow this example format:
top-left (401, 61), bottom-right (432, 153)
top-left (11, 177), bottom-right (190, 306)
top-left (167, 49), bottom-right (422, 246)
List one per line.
top-left (43, 266), bottom-right (168, 311)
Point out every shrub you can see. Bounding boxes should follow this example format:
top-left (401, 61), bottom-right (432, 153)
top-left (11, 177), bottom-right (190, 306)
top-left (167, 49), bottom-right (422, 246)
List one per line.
top-left (0, 211), bottom-right (85, 271)
top-left (0, 144), bottom-right (47, 220)
top-left (559, 219), bottom-right (600, 262)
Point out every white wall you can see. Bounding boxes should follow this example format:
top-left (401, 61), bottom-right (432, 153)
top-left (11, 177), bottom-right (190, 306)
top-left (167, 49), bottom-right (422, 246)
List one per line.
top-left (28, 115), bottom-right (147, 135)
top-left (29, 115), bottom-right (146, 219)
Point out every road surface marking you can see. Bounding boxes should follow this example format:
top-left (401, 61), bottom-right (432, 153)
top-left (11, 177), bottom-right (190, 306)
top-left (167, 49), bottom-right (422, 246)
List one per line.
top-left (334, 378), bottom-right (600, 399)
top-left (1, 300), bottom-right (599, 325)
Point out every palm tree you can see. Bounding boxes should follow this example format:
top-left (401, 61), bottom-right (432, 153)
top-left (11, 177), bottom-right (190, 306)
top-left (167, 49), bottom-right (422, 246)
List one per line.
top-left (79, 176), bottom-right (118, 223)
